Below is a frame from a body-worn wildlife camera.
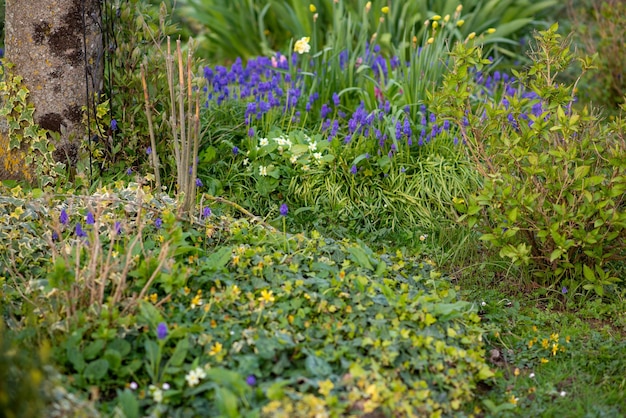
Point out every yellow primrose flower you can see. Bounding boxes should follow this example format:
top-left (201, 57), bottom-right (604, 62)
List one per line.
top-left (294, 37), bottom-right (311, 54)
top-left (381, 6), bottom-right (389, 14)
top-left (259, 289), bottom-right (275, 304)
top-left (540, 357), bottom-right (549, 364)
top-left (550, 333), bottom-right (559, 342)
top-left (209, 342), bottom-right (223, 356)
top-left (309, 4), bottom-right (316, 12)
top-left (541, 338), bottom-right (549, 349)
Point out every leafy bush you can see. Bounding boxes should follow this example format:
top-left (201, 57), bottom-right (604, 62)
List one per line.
top-left (0, 322), bottom-right (46, 418)
top-left (434, 24), bottom-right (626, 296)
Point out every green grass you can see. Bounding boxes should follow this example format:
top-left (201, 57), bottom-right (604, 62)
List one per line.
top-left (428, 237), bottom-right (626, 416)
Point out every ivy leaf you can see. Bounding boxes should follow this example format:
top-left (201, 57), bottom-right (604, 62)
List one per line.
top-left (305, 354), bottom-right (332, 378)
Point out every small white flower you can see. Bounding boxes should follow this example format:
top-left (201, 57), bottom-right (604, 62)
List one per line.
top-left (481, 301), bottom-right (487, 307)
top-left (129, 381), bottom-right (138, 390)
top-left (313, 152), bottom-right (322, 160)
top-left (308, 142), bottom-right (317, 151)
top-left (275, 135), bottom-right (291, 147)
top-left (185, 368), bottom-right (206, 387)
top-left (259, 166), bottom-right (268, 176)
top-left (162, 383), bottom-right (170, 390)
top-left (560, 391), bottom-right (567, 397)
top-left (302, 164), bottom-right (310, 171)
top-left (243, 158), bottom-right (249, 166)
top-left (290, 155), bottom-right (298, 164)
top-left (149, 385), bottom-right (163, 403)
top-left (259, 137), bottom-right (269, 147)
top-left (529, 372), bottom-right (535, 378)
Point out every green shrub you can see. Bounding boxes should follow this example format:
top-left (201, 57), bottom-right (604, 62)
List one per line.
top-left (567, 0), bottom-right (626, 112)
top-left (434, 23), bottom-right (626, 297)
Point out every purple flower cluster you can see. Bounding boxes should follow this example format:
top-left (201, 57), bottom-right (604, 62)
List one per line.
top-left (200, 44), bottom-right (548, 177)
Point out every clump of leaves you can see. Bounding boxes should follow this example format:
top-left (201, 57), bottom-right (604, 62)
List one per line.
top-left (2, 184), bottom-right (494, 417)
top-left (567, 0), bottom-right (626, 113)
top-left (0, 322), bottom-right (46, 418)
top-left (434, 24), bottom-right (626, 297)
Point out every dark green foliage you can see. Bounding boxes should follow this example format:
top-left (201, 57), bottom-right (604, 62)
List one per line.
top-left (0, 323), bottom-right (46, 418)
top-left (436, 24), bottom-right (626, 296)
top-left (176, 0), bottom-right (560, 64)
top-left (567, 0), bottom-right (626, 113)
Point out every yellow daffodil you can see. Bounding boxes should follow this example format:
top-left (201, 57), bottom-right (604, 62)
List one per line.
top-left (381, 6), bottom-right (389, 14)
top-left (309, 4), bottom-right (316, 12)
top-left (294, 37), bottom-right (311, 54)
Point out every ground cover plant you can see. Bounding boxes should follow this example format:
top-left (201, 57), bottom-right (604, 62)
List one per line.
top-left (1, 0), bottom-right (626, 417)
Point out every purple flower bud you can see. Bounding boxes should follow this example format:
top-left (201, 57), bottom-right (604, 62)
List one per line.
top-left (146, 146), bottom-right (152, 155)
top-left (561, 286), bottom-right (568, 295)
top-left (155, 217), bottom-right (162, 229)
top-left (246, 375), bottom-right (257, 386)
top-left (196, 178), bottom-right (203, 188)
top-left (279, 203), bottom-right (288, 217)
top-left (114, 221), bottom-right (122, 235)
top-left (156, 322), bottom-right (168, 340)
top-left (60, 209), bottom-right (69, 225)
top-left (86, 212), bottom-right (95, 225)
top-left (202, 206), bottom-right (212, 218)
top-left (350, 165), bottom-right (357, 175)
top-left (75, 223), bottom-right (87, 238)
top-left (111, 119), bottom-right (118, 131)
top-left (232, 146), bottom-right (239, 155)
top-left (126, 168), bottom-right (133, 175)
